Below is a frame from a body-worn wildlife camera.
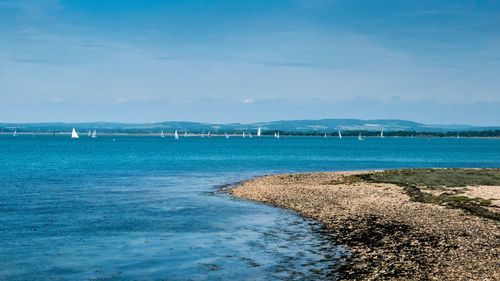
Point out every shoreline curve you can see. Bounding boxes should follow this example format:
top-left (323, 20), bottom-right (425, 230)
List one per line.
top-left (226, 169), bottom-right (500, 280)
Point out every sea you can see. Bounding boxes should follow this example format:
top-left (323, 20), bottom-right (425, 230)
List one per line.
top-left (1, 135), bottom-right (499, 280)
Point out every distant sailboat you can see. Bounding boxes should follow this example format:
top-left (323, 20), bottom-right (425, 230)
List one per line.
top-left (380, 130), bottom-right (384, 138)
top-left (91, 130), bottom-right (97, 139)
top-left (248, 132), bottom-right (253, 138)
top-left (274, 132), bottom-right (280, 139)
top-left (338, 130), bottom-right (342, 139)
top-left (88, 131), bottom-right (91, 137)
top-left (242, 132), bottom-right (246, 138)
top-left (358, 133), bottom-right (364, 141)
top-left (160, 130), bottom-right (165, 138)
top-left (456, 134), bottom-right (460, 139)
top-left (207, 131), bottom-right (211, 138)
top-left (174, 130), bottom-right (179, 140)
top-left (184, 131), bottom-right (188, 137)
top-left (225, 133), bottom-right (229, 139)
top-left (257, 127), bottom-right (262, 137)
top-left (324, 133), bottom-right (327, 138)
top-left (71, 128), bottom-right (79, 139)
top-left (13, 129), bottom-right (17, 137)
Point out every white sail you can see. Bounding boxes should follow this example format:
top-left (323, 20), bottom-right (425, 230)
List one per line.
top-left (225, 133), bottom-right (229, 139)
top-left (207, 131), bottom-right (211, 138)
top-left (358, 133), bottom-right (363, 141)
top-left (338, 130), bottom-right (342, 139)
top-left (13, 129), bottom-right (17, 137)
top-left (248, 132), bottom-right (253, 138)
top-left (184, 131), bottom-right (188, 137)
top-left (174, 130), bottom-right (179, 140)
top-left (456, 134), bottom-right (460, 139)
top-left (71, 128), bottom-right (79, 139)
top-left (91, 130), bottom-right (97, 138)
top-left (160, 130), bottom-right (165, 138)
top-left (242, 132), bottom-right (246, 138)
top-left (88, 131), bottom-right (91, 137)
top-left (324, 133), bottom-right (327, 138)
top-left (257, 127), bottom-right (261, 137)
top-left (380, 130), bottom-right (384, 138)
top-left (276, 132), bottom-right (280, 139)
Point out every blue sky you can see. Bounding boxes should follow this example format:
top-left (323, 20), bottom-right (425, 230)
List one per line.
top-left (0, 0), bottom-right (499, 125)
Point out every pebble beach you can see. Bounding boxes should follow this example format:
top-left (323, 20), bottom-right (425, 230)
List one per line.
top-left (229, 170), bottom-right (500, 280)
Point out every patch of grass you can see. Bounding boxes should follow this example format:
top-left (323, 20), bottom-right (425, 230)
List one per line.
top-left (343, 169), bottom-right (500, 221)
top-left (479, 199), bottom-right (493, 206)
top-left (348, 168), bottom-right (500, 188)
top-left (438, 195), bottom-right (493, 206)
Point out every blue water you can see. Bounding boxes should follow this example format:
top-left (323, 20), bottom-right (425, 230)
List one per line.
top-left (1, 136), bottom-right (499, 280)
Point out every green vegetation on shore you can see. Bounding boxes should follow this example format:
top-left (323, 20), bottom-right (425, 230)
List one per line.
top-left (351, 168), bottom-right (500, 188)
top-left (343, 169), bottom-right (500, 221)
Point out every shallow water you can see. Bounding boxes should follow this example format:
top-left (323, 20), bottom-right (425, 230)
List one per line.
top-left (1, 136), bottom-right (499, 280)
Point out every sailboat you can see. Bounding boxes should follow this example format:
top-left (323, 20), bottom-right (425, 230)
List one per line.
top-left (456, 134), bottom-right (460, 139)
top-left (358, 132), bottom-right (364, 141)
top-left (88, 131), bottom-right (91, 137)
top-left (13, 129), bottom-right (17, 137)
top-left (324, 133), bottom-right (327, 138)
top-left (174, 130), bottom-right (179, 140)
top-left (184, 131), bottom-right (188, 137)
top-left (160, 130), bottom-right (165, 138)
top-left (91, 130), bottom-right (97, 139)
top-left (71, 128), bottom-right (79, 139)
top-left (380, 130), bottom-right (384, 138)
top-left (225, 133), bottom-right (230, 139)
top-left (207, 131), bottom-right (211, 138)
top-left (274, 132), bottom-right (280, 139)
top-left (242, 132), bottom-right (246, 138)
top-left (338, 130), bottom-right (342, 139)
top-left (248, 132), bottom-right (253, 138)
top-left (257, 127), bottom-right (262, 137)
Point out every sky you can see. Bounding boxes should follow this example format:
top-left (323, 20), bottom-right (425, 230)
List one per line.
top-left (0, 0), bottom-right (499, 125)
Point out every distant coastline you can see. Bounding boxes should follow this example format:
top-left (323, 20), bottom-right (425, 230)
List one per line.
top-left (2, 119), bottom-right (499, 137)
top-left (2, 131), bottom-right (500, 138)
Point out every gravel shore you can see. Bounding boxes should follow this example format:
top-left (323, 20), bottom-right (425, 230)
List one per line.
top-left (229, 171), bottom-right (500, 280)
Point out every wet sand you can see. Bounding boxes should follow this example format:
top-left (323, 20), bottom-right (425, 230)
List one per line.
top-left (228, 171), bottom-right (500, 280)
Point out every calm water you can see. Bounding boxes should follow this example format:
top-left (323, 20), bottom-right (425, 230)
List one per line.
top-left (1, 135), bottom-right (499, 280)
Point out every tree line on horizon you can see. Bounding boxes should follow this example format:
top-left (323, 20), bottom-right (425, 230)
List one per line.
top-left (1, 128), bottom-right (500, 137)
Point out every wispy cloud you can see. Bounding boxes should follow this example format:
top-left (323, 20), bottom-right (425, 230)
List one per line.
top-left (13, 58), bottom-right (57, 64)
top-left (0, 0), bottom-right (62, 19)
top-left (111, 98), bottom-right (131, 105)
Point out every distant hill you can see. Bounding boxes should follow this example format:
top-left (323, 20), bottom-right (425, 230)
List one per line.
top-left (1, 119), bottom-right (499, 134)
